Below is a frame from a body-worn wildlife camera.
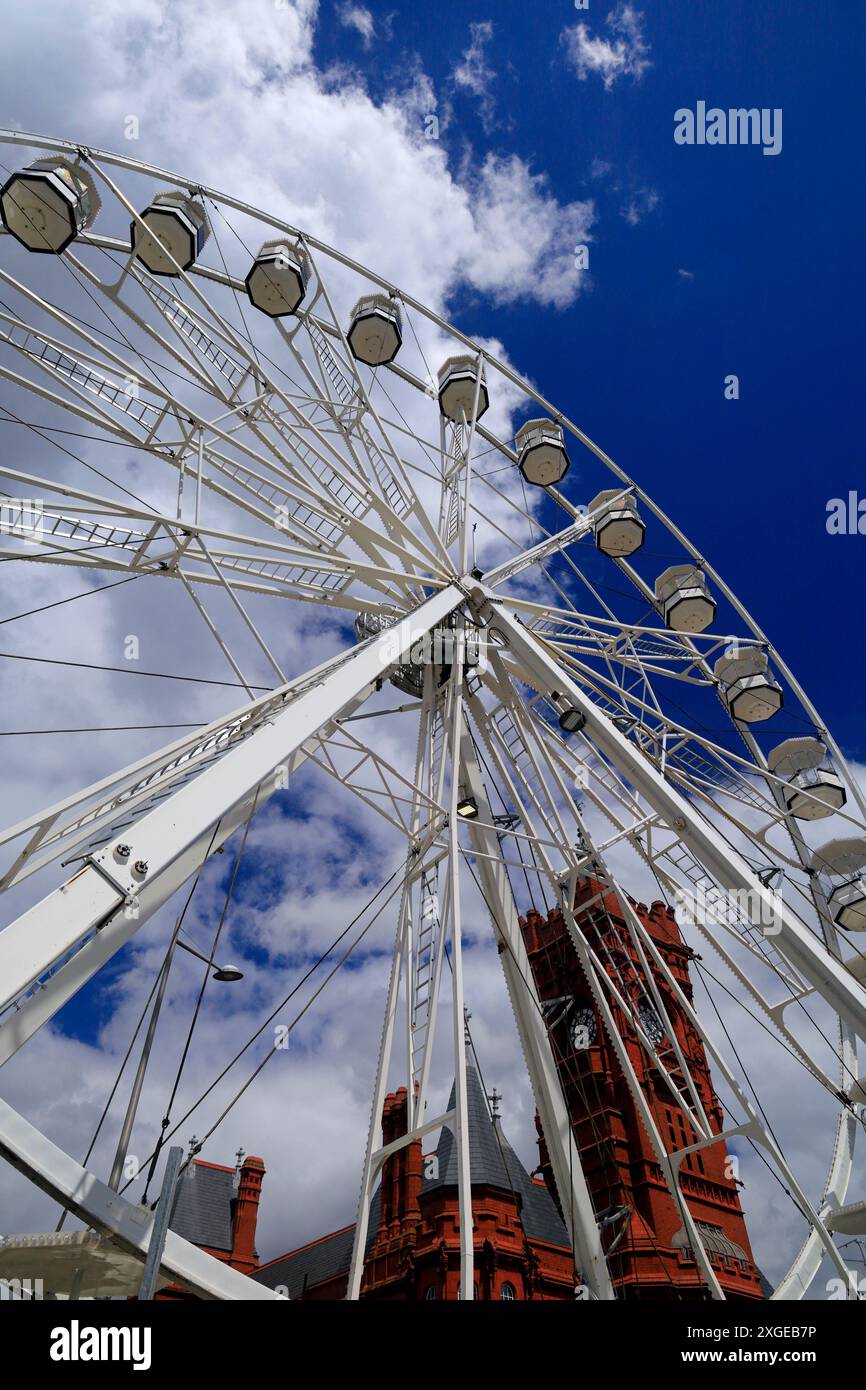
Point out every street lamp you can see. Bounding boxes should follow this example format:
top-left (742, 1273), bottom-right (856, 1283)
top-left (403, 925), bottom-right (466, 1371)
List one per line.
top-left (177, 937), bottom-right (244, 982)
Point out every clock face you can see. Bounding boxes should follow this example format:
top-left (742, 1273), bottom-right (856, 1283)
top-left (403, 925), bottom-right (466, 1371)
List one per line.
top-left (637, 1001), bottom-right (666, 1049)
top-left (570, 1004), bottom-right (597, 1051)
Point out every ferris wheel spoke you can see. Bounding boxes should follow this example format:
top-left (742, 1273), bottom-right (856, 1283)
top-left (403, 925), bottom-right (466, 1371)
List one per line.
top-left (457, 726), bottom-right (616, 1298)
top-left (167, 234), bottom-right (453, 577)
top-left (0, 483), bottom-right (427, 615)
top-left (472, 587), bottom-right (866, 1047)
top-left (2, 130), bottom-right (864, 1300)
top-left (0, 314), bottom-right (371, 562)
top-left (559, 867), bottom-right (853, 1296)
top-left (294, 247), bottom-right (436, 537)
top-left (467, 676), bottom-right (726, 1296)
top-left (0, 641), bottom-right (374, 896)
top-left (502, 628), bottom-right (858, 851)
top-left (0, 1096), bottom-right (281, 1299)
top-left (484, 487), bottom-right (637, 590)
top-left (50, 240), bottom-right (448, 584)
top-left (348, 662), bottom-right (476, 1300)
top-left (301, 716), bottom-right (448, 839)
top-left (0, 588), bottom-right (464, 1058)
top-left (468, 679), bottom-right (857, 1296)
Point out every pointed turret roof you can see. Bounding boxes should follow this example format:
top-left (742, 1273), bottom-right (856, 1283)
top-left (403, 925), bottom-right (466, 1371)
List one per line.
top-left (252, 1059), bottom-right (571, 1296)
top-left (422, 1057), bottom-right (570, 1249)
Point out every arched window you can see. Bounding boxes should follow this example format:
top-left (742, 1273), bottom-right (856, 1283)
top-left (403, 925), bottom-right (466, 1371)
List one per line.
top-left (424, 1285), bottom-right (437, 1300)
top-left (500, 1281), bottom-right (516, 1300)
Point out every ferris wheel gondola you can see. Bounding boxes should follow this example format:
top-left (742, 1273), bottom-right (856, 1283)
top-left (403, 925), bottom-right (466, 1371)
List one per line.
top-left (0, 131), bottom-right (864, 1302)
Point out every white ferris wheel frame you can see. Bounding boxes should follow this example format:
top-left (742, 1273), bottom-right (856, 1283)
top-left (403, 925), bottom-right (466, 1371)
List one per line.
top-left (0, 130), bottom-right (863, 1302)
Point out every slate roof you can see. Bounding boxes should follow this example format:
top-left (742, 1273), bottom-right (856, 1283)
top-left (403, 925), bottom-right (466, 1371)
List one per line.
top-left (169, 1161), bottom-right (236, 1253)
top-left (252, 1192), bottom-right (381, 1299)
top-left (252, 1058), bottom-right (570, 1295)
top-left (422, 1062), bottom-right (570, 1248)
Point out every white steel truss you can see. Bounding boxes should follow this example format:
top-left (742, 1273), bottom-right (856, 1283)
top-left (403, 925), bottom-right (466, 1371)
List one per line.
top-left (0, 130), bottom-right (864, 1303)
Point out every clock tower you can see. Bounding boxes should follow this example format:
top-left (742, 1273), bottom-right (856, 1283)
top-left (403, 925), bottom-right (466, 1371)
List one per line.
top-left (520, 877), bottom-right (766, 1299)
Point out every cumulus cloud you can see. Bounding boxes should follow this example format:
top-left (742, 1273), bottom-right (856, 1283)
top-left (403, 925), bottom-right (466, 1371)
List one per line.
top-left (0, 0), bottom-right (596, 1266)
top-left (0, 0), bottom-right (848, 1299)
top-left (584, 160), bottom-right (659, 233)
top-left (459, 155), bottom-right (594, 310)
top-left (561, 3), bottom-right (651, 91)
top-left (0, 0), bottom-right (596, 319)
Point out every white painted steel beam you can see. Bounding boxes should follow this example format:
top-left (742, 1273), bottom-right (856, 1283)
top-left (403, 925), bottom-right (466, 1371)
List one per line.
top-left (0, 586), bottom-right (465, 1046)
top-left (476, 589), bottom-right (866, 1045)
top-left (0, 1098), bottom-right (281, 1300)
top-left (460, 728), bottom-right (616, 1300)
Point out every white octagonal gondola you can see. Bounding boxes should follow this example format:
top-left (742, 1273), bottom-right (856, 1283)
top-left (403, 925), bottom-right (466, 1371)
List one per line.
top-left (587, 489), bottom-right (645, 556)
top-left (813, 837), bottom-right (866, 932)
top-left (0, 158), bottom-right (99, 254)
top-left (714, 648), bottom-right (783, 723)
top-left (245, 238), bottom-right (309, 317)
top-left (515, 419), bottom-right (571, 488)
top-left (347, 293), bottom-right (402, 365)
top-left (437, 355), bottom-right (489, 422)
top-left (767, 737), bottom-right (847, 820)
top-left (132, 191), bottom-right (210, 276)
top-left (655, 564), bottom-right (717, 633)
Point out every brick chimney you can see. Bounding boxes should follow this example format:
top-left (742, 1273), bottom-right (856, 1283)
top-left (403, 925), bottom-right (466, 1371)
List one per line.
top-left (231, 1155), bottom-right (265, 1273)
top-left (375, 1087), bottom-right (422, 1244)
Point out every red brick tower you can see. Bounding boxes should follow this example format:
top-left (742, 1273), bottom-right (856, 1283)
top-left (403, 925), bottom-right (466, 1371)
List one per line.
top-left (254, 1062), bottom-right (575, 1299)
top-left (520, 877), bottom-right (765, 1299)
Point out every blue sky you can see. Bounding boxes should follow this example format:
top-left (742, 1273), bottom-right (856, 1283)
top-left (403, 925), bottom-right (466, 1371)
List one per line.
top-left (316, 0), bottom-right (865, 753)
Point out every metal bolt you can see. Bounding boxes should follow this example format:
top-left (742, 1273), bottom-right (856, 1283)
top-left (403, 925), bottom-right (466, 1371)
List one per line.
top-left (133, 859), bottom-right (149, 876)
top-left (116, 844), bottom-right (132, 859)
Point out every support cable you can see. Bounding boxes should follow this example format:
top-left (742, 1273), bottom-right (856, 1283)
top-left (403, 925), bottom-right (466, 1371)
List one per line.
top-left (120, 861), bottom-right (406, 1197)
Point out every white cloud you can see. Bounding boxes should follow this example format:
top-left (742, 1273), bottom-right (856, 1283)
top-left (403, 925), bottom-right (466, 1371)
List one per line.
top-left (451, 20), bottom-right (498, 133)
top-left (459, 155), bottom-right (594, 310)
top-left (620, 184), bottom-right (660, 225)
top-left (337, 2), bottom-right (375, 48)
top-left (0, 0), bottom-right (591, 1260)
top-left (583, 160), bottom-right (660, 232)
top-left (0, 0), bottom-right (592, 319)
top-left (561, 3), bottom-right (651, 91)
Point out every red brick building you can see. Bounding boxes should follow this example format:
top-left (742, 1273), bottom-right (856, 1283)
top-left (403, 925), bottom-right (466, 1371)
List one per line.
top-left (252, 1062), bottom-right (575, 1300)
top-left (169, 881), bottom-right (766, 1300)
top-left (520, 877), bottom-right (766, 1299)
top-left (159, 1152), bottom-right (266, 1298)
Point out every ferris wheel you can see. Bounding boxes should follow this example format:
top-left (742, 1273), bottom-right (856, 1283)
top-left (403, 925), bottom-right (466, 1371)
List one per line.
top-left (0, 130), bottom-right (865, 1302)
